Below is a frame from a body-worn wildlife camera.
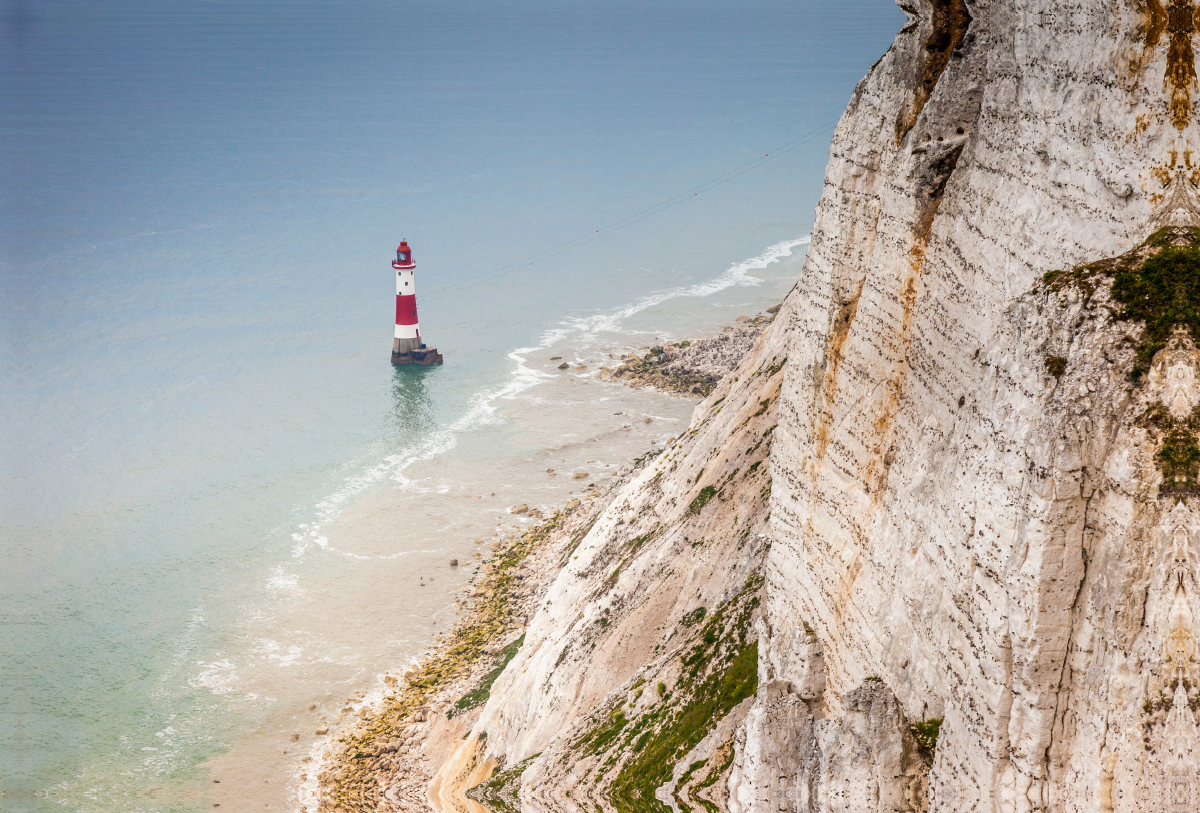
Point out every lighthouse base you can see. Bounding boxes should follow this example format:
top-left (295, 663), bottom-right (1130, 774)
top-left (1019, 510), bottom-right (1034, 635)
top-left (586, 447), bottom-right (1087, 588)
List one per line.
top-left (392, 345), bottom-right (443, 365)
top-left (392, 348), bottom-right (443, 365)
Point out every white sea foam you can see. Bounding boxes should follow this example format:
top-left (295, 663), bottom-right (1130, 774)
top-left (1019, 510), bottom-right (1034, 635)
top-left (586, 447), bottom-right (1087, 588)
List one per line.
top-left (189, 659), bottom-right (237, 694)
top-left (560, 236), bottom-right (808, 336)
top-left (253, 638), bottom-right (305, 667)
top-left (265, 566), bottom-right (299, 592)
top-left (505, 235), bottom-right (809, 374)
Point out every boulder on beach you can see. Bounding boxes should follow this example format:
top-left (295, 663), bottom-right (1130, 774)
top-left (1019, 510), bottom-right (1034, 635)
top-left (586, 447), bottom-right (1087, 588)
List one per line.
top-left (573, 472), bottom-right (589, 479)
top-left (557, 362), bottom-right (569, 369)
top-left (315, 726), bottom-right (329, 735)
top-left (511, 504), bottom-right (529, 515)
top-left (449, 559), bottom-right (458, 567)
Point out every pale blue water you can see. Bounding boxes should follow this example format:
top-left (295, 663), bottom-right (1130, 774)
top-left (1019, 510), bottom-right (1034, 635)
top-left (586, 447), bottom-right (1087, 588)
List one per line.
top-left (1, 1), bottom-right (902, 810)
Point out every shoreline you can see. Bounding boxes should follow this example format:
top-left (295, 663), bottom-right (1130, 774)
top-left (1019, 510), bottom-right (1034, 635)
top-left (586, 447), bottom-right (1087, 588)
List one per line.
top-left (302, 312), bottom-right (776, 812)
top-left (301, 484), bottom-right (616, 811)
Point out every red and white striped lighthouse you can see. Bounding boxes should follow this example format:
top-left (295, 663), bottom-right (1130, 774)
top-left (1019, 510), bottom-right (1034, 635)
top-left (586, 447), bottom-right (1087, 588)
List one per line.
top-left (390, 240), bottom-right (443, 365)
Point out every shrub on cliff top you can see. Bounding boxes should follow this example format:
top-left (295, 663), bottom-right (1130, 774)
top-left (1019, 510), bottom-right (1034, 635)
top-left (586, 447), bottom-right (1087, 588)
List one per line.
top-left (911, 717), bottom-right (943, 757)
top-left (1110, 243), bottom-right (1200, 381)
top-left (1157, 429), bottom-right (1200, 493)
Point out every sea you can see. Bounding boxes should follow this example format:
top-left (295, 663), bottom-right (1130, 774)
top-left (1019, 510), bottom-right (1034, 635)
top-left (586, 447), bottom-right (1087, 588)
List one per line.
top-left (1, 1), bottom-right (902, 810)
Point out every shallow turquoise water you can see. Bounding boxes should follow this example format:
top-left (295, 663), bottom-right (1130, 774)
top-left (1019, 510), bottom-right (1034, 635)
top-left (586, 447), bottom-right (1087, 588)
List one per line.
top-left (1, 1), bottom-right (902, 809)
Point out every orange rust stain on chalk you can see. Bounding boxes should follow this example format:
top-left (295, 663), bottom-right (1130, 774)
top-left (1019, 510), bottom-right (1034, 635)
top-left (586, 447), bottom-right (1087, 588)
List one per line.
top-left (1164, 0), bottom-right (1197, 130)
top-left (1134, 0), bottom-right (1196, 131)
top-left (813, 280), bottom-right (866, 462)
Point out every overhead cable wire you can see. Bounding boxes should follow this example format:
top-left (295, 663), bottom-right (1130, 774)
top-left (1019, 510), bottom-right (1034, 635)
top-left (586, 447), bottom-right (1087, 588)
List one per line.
top-left (421, 117), bottom-right (839, 304)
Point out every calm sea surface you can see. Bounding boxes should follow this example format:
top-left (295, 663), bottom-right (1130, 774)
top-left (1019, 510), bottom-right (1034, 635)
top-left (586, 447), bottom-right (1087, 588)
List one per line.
top-left (1, 1), bottom-right (902, 810)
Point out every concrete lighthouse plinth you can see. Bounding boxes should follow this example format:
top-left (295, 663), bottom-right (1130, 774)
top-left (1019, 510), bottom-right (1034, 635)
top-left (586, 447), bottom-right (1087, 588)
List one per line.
top-left (389, 240), bottom-right (443, 365)
top-left (391, 337), bottom-right (442, 365)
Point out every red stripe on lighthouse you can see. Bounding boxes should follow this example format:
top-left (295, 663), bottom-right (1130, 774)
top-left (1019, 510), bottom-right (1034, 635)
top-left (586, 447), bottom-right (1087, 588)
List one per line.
top-left (396, 294), bottom-right (418, 325)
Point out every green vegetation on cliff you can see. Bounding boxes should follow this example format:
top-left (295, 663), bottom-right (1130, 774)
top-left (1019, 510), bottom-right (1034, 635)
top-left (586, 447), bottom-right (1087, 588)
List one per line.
top-left (1110, 239), bottom-right (1200, 382)
top-left (452, 634), bottom-right (525, 716)
top-left (1040, 226), bottom-right (1200, 497)
top-left (565, 574), bottom-right (762, 812)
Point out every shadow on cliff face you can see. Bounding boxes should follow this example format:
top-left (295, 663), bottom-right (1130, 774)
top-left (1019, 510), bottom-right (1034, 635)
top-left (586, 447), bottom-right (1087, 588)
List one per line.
top-left (894, 0), bottom-right (972, 144)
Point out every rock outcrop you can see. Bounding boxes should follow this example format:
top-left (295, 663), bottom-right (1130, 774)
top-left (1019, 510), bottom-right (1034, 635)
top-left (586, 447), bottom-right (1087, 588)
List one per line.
top-left (602, 315), bottom-right (776, 395)
top-left (317, 1), bottom-right (1200, 811)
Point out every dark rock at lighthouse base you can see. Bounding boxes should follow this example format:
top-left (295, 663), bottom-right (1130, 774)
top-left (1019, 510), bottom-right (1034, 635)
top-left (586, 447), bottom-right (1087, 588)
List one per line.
top-left (391, 346), bottom-right (444, 365)
top-left (391, 347), bottom-right (444, 366)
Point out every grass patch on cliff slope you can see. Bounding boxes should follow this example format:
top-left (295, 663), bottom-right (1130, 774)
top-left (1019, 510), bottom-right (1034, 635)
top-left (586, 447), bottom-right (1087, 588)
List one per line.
top-left (1135, 402), bottom-right (1200, 495)
top-left (687, 486), bottom-right (716, 515)
top-left (469, 751), bottom-right (542, 813)
top-left (451, 634), bottom-right (525, 716)
top-left (1040, 227), bottom-right (1200, 383)
top-left (607, 641), bottom-right (757, 811)
top-left (910, 717), bottom-right (943, 758)
top-left (565, 574), bottom-right (761, 812)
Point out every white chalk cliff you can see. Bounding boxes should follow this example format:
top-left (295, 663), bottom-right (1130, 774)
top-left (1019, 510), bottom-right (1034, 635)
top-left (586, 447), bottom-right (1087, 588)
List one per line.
top-left (417, 1), bottom-right (1200, 812)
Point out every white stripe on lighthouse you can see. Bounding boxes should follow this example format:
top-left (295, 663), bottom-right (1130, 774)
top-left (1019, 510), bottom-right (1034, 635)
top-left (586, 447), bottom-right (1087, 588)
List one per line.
top-left (395, 269), bottom-right (416, 297)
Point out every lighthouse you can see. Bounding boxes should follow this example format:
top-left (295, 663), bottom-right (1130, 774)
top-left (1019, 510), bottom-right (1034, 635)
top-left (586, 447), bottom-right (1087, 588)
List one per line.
top-left (390, 240), bottom-right (443, 365)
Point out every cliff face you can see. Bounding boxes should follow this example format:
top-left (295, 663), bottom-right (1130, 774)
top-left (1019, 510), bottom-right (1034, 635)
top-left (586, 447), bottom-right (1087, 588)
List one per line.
top-left (406, 2), bottom-right (1200, 812)
top-left (766, 0), bottom-right (1200, 809)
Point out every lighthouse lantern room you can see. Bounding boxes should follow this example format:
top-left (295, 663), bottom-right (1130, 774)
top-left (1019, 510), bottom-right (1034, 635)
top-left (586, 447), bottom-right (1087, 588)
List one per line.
top-left (390, 240), bottom-right (443, 365)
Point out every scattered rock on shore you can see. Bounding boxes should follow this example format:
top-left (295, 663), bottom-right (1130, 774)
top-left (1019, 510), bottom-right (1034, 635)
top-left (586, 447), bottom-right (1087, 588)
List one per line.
top-left (600, 312), bottom-right (774, 396)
